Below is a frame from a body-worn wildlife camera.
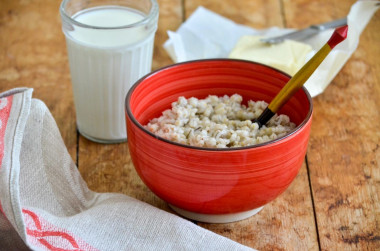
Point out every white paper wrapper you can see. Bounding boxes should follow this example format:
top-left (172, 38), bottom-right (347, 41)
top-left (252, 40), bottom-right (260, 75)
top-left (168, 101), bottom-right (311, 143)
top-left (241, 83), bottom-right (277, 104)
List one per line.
top-left (164, 1), bottom-right (379, 97)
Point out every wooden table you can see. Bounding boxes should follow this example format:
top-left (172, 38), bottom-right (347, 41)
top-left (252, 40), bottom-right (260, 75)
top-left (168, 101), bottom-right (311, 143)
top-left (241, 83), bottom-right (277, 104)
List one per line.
top-left (1, 0), bottom-right (379, 250)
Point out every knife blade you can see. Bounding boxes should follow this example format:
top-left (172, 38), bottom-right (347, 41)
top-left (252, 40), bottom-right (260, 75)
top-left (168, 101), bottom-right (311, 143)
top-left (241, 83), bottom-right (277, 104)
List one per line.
top-left (260, 17), bottom-right (347, 44)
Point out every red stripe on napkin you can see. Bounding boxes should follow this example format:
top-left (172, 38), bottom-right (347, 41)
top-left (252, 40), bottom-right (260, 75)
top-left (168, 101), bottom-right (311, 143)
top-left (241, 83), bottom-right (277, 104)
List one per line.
top-left (23, 209), bottom-right (98, 251)
top-left (0, 96), bottom-right (13, 169)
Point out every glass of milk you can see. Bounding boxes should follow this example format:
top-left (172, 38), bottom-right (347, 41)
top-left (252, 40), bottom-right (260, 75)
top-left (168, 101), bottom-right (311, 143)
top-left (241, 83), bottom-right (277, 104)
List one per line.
top-left (60, 0), bottom-right (159, 143)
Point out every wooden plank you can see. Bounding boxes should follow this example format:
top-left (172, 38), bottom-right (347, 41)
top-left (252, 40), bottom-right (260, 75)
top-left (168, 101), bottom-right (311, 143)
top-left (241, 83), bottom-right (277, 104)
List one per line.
top-left (284, 0), bottom-right (380, 250)
top-left (310, 13), bottom-right (380, 251)
top-left (282, 0), bottom-right (354, 28)
top-left (0, 0), bottom-right (77, 161)
top-left (184, 1), bottom-right (319, 249)
top-left (77, 0), bottom-right (184, 213)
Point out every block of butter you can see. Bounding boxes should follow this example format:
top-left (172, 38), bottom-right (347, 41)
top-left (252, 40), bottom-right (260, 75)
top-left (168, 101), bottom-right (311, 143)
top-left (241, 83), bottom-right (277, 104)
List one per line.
top-left (228, 35), bottom-right (313, 76)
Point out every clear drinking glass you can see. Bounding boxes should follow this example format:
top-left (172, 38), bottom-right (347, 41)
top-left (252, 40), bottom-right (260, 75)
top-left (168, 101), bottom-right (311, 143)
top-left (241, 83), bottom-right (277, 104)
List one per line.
top-left (60, 0), bottom-right (159, 143)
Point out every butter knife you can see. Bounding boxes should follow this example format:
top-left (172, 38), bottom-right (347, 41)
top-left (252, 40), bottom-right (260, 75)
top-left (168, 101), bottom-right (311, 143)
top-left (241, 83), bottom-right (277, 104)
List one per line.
top-left (260, 17), bottom-right (347, 44)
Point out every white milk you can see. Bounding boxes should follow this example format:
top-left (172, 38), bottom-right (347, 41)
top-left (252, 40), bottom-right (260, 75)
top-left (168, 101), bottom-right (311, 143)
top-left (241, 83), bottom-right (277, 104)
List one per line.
top-left (64, 6), bottom-right (155, 142)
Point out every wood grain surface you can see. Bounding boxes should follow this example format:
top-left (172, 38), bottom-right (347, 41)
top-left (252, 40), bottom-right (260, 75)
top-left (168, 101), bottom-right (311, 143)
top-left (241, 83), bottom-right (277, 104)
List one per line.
top-left (0, 0), bottom-right (379, 250)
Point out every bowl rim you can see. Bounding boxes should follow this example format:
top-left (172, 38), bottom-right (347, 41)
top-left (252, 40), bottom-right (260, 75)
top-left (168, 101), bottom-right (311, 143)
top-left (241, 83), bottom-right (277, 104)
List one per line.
top-left (125, 58), bottom-right (313, 152)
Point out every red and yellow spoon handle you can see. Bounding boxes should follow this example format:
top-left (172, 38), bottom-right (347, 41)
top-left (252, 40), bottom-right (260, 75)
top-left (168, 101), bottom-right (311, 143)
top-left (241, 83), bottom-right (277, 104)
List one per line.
top-left (255, 25), bottom-right (348, 127)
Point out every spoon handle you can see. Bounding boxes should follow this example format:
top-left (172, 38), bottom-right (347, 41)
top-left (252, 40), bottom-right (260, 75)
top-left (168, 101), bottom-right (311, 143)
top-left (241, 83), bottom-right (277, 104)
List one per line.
top-left (255, 25), bottom-right (348, 127)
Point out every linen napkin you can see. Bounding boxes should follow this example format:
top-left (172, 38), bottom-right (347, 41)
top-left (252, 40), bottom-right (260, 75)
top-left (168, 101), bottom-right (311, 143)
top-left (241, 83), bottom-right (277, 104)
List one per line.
top-left (0, 88), bottom-right (254, 250)
top-left (163, 0), bottom-right (379, 97)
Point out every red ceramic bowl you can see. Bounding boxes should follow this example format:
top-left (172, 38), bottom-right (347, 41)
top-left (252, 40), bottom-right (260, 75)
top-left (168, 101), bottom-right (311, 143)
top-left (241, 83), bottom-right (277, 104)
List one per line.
top-left (125, 59), bottom-right (312, 223)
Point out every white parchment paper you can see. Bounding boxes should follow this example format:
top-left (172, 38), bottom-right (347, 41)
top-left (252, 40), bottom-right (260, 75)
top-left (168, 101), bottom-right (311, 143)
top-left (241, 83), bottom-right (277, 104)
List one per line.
top-left (163, 1), bottom-right (379, 97)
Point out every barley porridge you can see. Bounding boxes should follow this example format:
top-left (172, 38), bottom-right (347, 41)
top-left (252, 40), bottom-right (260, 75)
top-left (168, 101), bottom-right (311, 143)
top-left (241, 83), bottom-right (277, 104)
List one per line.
top-left (144, 94), bottom-right (296, 148)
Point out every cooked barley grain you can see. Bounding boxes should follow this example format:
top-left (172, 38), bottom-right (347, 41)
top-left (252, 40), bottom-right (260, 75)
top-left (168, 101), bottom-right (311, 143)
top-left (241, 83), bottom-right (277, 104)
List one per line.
top-left (145, 94), bottom-right (295, 148)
